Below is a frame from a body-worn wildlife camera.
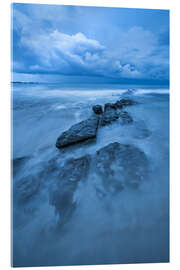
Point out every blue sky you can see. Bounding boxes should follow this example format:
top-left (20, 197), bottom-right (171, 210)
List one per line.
top-left (12, 3), bottom-right (169, 84)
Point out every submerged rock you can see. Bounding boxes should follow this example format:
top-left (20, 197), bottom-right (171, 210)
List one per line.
top-left (95, 142), bottom-right (148, 194)
top-left (14, 175), bottom-right (41, 203)
top-left (51, 181), bottom-right (76, 226)
top-left (117, 99), bottom-right (136, 107)
top-left (12, 156), bottom-right (29, 178)
top-left (92, 105), bottom-right (103, 115)
top-left (59, 155), bottom-right (91, 182)
top-left (50, 155), bottom-right (90, 225)
top-left (119, 111), bottom-right (133, 124)
top-left (56, 117), bottom-right (99, 148)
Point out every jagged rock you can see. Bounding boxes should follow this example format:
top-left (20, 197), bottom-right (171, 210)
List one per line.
top-left (92, 105), bottom-right (103, 114)
top-left (119, 111), bottom-right (133, 124)
top-left (105, 99), bottom-right (136, 111)
top-left (50, 155), bottom-right (90, 225)
top-left (117, 99), bottom-right (136, 107)
top-left (101, 106), bottom-right (119, 126)
top-left (104, 103), bottom-right (117, 111)
top-left (95, 142), bottom-right (148, 194)
top-left (55, 98), bottom-right (137, 147)
top-left (100, 100), bottom-right (135, 126)
top-left (56, 117), bottom-right (99, 148)
top-left (100, 111), bottom-right (119, 126)
top-left (114, 100), bottom-right (124, 109)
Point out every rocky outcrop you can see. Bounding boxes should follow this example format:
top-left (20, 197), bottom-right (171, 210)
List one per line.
top-left (92, 105), bottom-right (103, 114)
top-left (100, 104), bottom-right (133, 126)
top-left (116, 99), bottom-right (137, 107)
top-left (104, 99), bottom-right (136, 110)
top-left (104, 103), bottom-right (117, 111)
top-left (56, 117), bottom-right (99, 148)
top-left (95, 142), bottom-right (148, 194)
top-left (114, 100), bottom-right (124, 109)
top-left (100, 100), bottom-right (135, 126)
top-left (100, 105), bottom-right (119, 126)
top-left (56, 98), bottom-right (136, 148)
top-left (119, 111), bottom-right (133, 124)
top-left (50, 155), bottom-right (90, 225)
top-left (59, 155), bottom-right (91, 182)
top-left (51, 141), bottom-right (148, 221)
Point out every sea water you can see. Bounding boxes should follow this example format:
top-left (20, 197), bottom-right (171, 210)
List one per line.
top-left (12, 83), bottom-right (169, 267)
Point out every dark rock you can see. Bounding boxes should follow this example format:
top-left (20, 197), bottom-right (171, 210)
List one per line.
top-left (101, 107), bottom-right (119, 126)
top-left (92, 105), bottom-right (103, 114)
top-left (104, 103), bottom-right (117, 112)
top-left (119, 111), bottom-right (133, 124)
top-left (117, 99), bottom-right (136, 107)
top-left (50, 155), bottom-right (90, 225)
top-left (114, 100), bottom-right (123, 109)
top-left (104, 99), bottom-right (136, 111)
top-left (95, 142), bottom-right (148, 194)
top-left (56, 117), bottom-right (99, 148)
top-left (59, 155), bottom-right (90, 182)
top-left (50, 181), bottom-right (76, 226)
top-left (100, 100), bottom-right (135, 126)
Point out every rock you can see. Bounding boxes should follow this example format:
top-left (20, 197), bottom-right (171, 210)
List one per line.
top-left (92, 105), bottom-right (103, 114)
top-left (117, 99), bottom-right (136, 107)
top-left (95, 142), bottom-right (148, 194)
top-left (101, 105), bottom-right (119, 126)
top-left (50, 180), bottom-right (76, 226)
top-left (104, 99), bottom-right (136, 111)
top-left (50, 155), bottom-right (90, 225)
top-left (104, 103), bottom-right (117, 111)
top-left (56, 117), bottom-right (99, 148)
top-left (59, 155), bottom-right (90, 182)
top-left (100, 100), bottom-right (135, 126)
top-left (119, 111), bottom-right (133, 124)
top-left (101, 110), bottom-right (119, 126)
top-left (114, 100), bottom-right (124, 109)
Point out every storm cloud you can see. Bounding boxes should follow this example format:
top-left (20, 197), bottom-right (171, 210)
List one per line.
top-left (12, 3), bottom-right (169, 84)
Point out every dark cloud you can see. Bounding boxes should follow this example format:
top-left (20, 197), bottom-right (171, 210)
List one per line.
top-left (12, 4), bottom-right (169, 83)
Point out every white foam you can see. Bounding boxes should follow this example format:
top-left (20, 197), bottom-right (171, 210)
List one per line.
top-left (134, 89), bottom-right (169, 95)
top-left (53, 105), bottom-right (66, 110)
top-left (25, 89), bottom-right (128, 98)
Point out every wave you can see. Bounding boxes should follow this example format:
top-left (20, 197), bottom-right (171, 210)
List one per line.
top-left (134, 89), bottom-right (169, 95)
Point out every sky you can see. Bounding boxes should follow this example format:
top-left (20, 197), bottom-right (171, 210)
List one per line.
top-left (12, 3), bottom-right (169, 85)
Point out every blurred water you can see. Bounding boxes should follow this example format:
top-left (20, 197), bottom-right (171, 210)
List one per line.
top-left (12, 83), bottom-right (169, 267)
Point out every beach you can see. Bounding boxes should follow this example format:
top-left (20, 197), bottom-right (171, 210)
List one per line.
top-left (12, 83), bottom-right (169, 267)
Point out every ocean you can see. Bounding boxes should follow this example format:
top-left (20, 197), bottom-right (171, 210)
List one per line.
top-left (12, 83), bottom-right (169, 267)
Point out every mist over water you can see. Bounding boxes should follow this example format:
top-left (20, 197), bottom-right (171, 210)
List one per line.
top-left (12, 83), bottom-right (169, 267)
